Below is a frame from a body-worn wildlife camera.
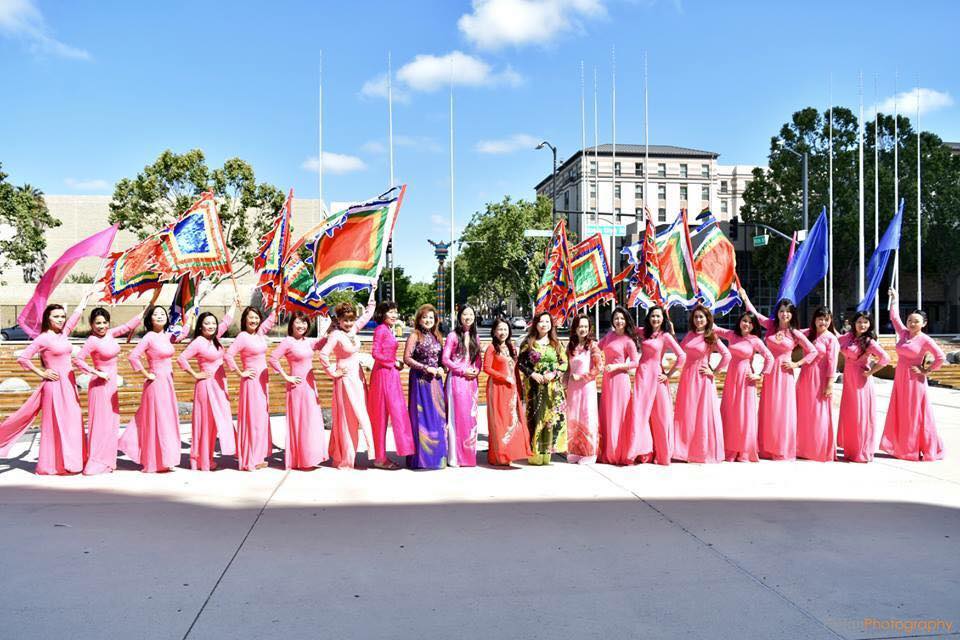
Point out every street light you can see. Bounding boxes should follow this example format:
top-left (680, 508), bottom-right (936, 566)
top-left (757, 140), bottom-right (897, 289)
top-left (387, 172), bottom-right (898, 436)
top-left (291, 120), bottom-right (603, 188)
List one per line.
top-left (536, 141), bottom-right (558, 226)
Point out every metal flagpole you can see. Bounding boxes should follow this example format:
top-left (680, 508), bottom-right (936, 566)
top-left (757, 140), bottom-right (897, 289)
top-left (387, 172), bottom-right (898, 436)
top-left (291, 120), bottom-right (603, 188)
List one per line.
top-left (611, 46), bottom-right (617, 307)
top-left (893, 70), bottom-right (899, 288)
top-left (449, 64), bottom-right (456, 330)
top-left (857, 71), bottom-right (863, 300)
top-left (828, 74), bottom-right (834, 311)
top-left (318, 51), bottom-right (324, 221)
top-left (388, 51), bottom-right (395, 301)
top-left (916, 80), bottom-right (922, 307)
top-left (594, 67), bottom-right (600, 339)
top-left (874, 75), bottom-right (880, 326)
top-left (644, 51), bottom-right (650, 225)
top-left (581, 60), bottom-right (586, 239)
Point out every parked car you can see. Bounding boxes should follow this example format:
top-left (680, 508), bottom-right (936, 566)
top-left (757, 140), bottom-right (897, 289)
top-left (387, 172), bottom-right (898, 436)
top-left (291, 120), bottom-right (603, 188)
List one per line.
top-left (510, 316), bottom-right (527, 330)
top-left (0, 324), bottom-right (29, 341)
top-left (479, 317), bottom-right (494, 328)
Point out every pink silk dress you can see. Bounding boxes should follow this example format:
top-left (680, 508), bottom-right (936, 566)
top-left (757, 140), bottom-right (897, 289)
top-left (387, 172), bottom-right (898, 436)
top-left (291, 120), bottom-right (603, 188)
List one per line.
top-left (367, 323), bottom-right (415, 463)
top-left (564, 341), bottom-right (602, 464)
top-left (836, 333), bottom-right (891, 462)
top-left (318, 306), bottom-right (376, 469)
top-left (598, 332), bottom-right (639, 465)
top-left (72, 314), bottom-right (142, 474)
top-left (269, 334), bottom-right (330, 470)
top-left (120, 328), bottom-right (187, 473)
top-left (673, 332), bottom-right (730, 464)
top-left (880, 306), bottom-right (947, 460)
top-left (755, 316), bottom-right (817, 460)
top-left (177, 314), bottom-right (236, 471)
top-left (715, 327), bottom-right (773, 462)
top-left (225, 310), bottom-right (277, 470)
top-left (483, 344), bottom-right (532, 465)
top-left (796, 329), bottom-right (840, 462)
top-left (0, 311), bottom-right (84, 474)
top-left (620, 330), bottom-right (686, 466)
top-left (441, 332), bottom-right (481, 467)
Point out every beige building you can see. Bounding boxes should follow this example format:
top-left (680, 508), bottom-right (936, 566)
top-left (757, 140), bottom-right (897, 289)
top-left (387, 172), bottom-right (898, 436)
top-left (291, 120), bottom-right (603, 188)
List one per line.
top-left (534, 144), bottom-right (760, 268)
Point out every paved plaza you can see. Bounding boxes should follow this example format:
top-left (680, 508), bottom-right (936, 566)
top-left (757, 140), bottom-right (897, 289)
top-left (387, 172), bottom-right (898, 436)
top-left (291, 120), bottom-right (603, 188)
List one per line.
top-left (1, 379), bottom-right (958, 640)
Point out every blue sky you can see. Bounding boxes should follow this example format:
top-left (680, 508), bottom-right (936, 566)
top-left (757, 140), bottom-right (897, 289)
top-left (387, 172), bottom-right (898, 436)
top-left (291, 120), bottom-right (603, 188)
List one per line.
top-left (1, 0), bottom-right (958, 281)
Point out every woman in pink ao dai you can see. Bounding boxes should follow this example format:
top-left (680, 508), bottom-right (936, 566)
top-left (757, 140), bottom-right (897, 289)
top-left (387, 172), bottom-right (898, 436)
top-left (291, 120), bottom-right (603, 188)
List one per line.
top-left (598, 307), bottom-right (640, 465)
top-left (836, 311), bottom-right (890, 462)
top-left (795, 307), bottom-right (840, 461)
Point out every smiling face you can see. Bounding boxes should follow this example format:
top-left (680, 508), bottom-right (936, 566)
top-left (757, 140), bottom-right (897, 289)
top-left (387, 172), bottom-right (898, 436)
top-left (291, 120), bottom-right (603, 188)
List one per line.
top-left (339, 316), bottom-right (356, 333)
top-left (612, 311), bottom-right (626, 334)
top-left (47, 308), bottom-right (67, 332)
top-left (648, 309), bottom-right (663, 331)
top-left (292, 317), bottom-right (309, 338)
top-left (536, 313), bottom-right (552, 338)
top-left (906, 312), bottom-right (926, 334)
top-left (244, 312), bottom-right (261, 333)
top-left (739, 315), bottom-right (754, 336)
top-left (150, 307), bottom-right (168, 332)
top-left (575, 318), bottom-right (590, 339)
top-left (92, 315), bottom-right (110, 337)
top-left (459, 307), bottom-right (475, 330)
top-left (777, 305), bottom-right (793, 327)
top-left (420, 311), bottom-right (435, 332)
top-left (854, 315), bottom-right (871, 336)
top-left (815, 314), bottom-right (832, 334)
top-left (493, 321), bottom-right (509, 342)
top-left (692, 310), bottom-right (708, 332)
top-left (385, 308), bottom-right (399, 327)
top-left (201, 315), bottom-right (218, 338)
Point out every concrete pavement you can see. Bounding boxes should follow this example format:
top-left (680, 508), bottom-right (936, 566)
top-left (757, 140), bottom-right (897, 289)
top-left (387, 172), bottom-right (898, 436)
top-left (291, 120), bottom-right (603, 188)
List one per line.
top-left (1, 379), bottom-right (958, 639)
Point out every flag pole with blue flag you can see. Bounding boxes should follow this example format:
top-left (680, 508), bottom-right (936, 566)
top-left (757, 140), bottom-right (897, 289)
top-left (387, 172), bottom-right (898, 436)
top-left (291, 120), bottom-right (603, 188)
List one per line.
top-left (857, 199), bottom-right (904, 313)
top-left (776, 207), bottom-right (829, 306)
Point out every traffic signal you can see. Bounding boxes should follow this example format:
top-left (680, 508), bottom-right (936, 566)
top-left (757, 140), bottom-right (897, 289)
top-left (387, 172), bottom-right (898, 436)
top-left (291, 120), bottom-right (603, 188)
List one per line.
top-left (729, 216), bottom-right (739, 240)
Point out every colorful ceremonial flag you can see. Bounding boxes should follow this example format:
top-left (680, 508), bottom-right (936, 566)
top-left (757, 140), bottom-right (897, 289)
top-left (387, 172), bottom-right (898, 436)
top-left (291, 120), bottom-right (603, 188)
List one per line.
top-left (534, 218), bottom-right (575, 325)
top-left (281, 253), bottom-right (326, 315)
top-left (309, 185), bottom-right (405, 298)
top-left (255, 188), bottom-right (294, 308)
top-left (19, 224), bottom-right (119, 338)
top-left (857, 199), bottom-right (904, 312)
top-left (693, 215), bottom-right (741, 315)
top-left (654, 209), bottom-right (699, 309)
top-left (154, 192), bottom-right (232, 280)
top-left (570, 234), bottom-right (615, 309)
top-left (777, 207), bottom-right (828, 305)
top-left (168, 274), bottom-right (201, 334)
top-left (621, 216), bottom-right (665, 308)
top-left (100, 234), bottom-right (164, 303)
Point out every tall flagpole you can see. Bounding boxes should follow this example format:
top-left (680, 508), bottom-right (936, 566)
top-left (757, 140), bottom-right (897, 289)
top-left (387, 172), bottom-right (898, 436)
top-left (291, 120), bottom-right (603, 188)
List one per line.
top-left (581, 61), bottom-right (586, 239)
top-left (611, 46), bottom-right (617, 308)
top-left (318, 51), bottom-right (324, 221)
top-left (858, 72), bottom-right (865, 302)
top-left (874, 75), bottom-right (880, 325)
top-left (644, 51), bottom-right (650, 222)
top-left (594, 66), bottom-right (600, 338)
top-left (893, 70), bottom-right (899, 288)
top-left (916, 80), bottom-right (922, 307)
top-left (449, 63), bottom-right (456, 328)
top-left (828, 74), bottom-right (834, 311)
top-left (387, 52), bottom-right (396, 299)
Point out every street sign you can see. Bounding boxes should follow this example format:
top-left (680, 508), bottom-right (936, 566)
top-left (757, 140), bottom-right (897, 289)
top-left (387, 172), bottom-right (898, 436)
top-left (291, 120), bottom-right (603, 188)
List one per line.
top-left (753, 234), bottom-right (769, 247)
top-left (523, 229), bottom-right (554, 238)
top-left (586, 223), bottom-right (627, 237)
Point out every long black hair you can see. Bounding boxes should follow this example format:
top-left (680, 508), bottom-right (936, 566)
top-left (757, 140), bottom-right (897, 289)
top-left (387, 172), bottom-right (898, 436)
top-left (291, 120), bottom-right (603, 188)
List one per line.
top-left (640, 305), bottom-right (673, 341)
top-left (689, 304), bottom-right (717, 346)
top-left (610, 306), bottom-right (641, 349)
top-left (807, 306), bottom-right (836, 337)
top-left (735, 311), bottom-right (764, 338)
top-left (490, 317), bottom-right (517, 359)
top-left (848, 311), bottom-right (877, 357)
top-left (454, 304), bottom-right (480, 363)
top-left (193, 312), bottom-right (223, 351)
top-left (39, 304), bottom-right (65, 333)
top-left (240, 306), bottom-right (264, 334)
top-left (773, 299), bottom-right (800, 330)
top-left (143, 305), bottom-right (170, 333)
top-left (88, 307), bottom-right (111, 326)
top-left (567, 314), bottom-right (595, 357)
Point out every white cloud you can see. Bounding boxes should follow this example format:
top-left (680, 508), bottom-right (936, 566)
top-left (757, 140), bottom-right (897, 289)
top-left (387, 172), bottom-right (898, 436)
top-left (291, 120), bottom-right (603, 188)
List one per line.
top-left (361, 140), bottom-right (387, 154)
top-left (458, 0), bottom-right (606, 50)
top-left (396, 50), bottom-right (523, 92)
top-left (476, 133), bottom-right (542, 154)
top-left (0, 0), bottom-right (90, 60)
top-left (64, 177), bottom-right (110, 192)
top-left (363, 136), bottom-right (444, 155)
top-left (302, 153), bottom-right (367, 175)
top-left (874, 88), bottom-right (954, 117)
top-left (359, 73), bottom-right (411, 104)
top-left (431, 214), bottom-right (450, 229)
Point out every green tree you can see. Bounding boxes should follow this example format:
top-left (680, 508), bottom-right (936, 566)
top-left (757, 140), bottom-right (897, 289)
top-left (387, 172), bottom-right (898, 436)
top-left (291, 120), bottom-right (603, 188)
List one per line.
top-left (459, 195), bottom-right (557, 313)
top-left (109, 149), bottom-right (285, 279)
top-left (742, 107), bottom-right (960, 322)
top-left (0, 167), bottom-right (61, 284)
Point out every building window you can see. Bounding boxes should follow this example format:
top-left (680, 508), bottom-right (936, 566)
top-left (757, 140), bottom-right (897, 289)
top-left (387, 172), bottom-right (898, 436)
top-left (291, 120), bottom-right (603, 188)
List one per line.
top-left (701, 163), bottom-right (709, 178)
top-left (615, 207), bottom-right (621, 222)
top-left (590, 161), bottom-right (596, 176)
top-left (635, 183), bottom-right (643, 199)
top-left (657, 163), bottom-right (666, 177)
top-left (614, 184), bottom-right (621, 199)
top-left (658, 184), bottom-right (666, 200)
top-left (658, 207), bottom-right (667, 223)
top-left (614, 162), bottom-right (621, 176)
top-left (680, 163), bottom-right (688, 178)
top-left (635, 163), bottom-right (643, 177)
top-left (635, 207), bottom-right (643, 217)
top-left (721, 180), bottom-right (729, 194)
top-left (564, 191), bottom-right (569, 210)
top-left (701, 185), bottom-right (710, 201)
top-left (721, 199), bottom-right (728, 214)
top-left (680, 185), bottom-right (688, 201)
top-left (590, 185), bottom-right (597, 198)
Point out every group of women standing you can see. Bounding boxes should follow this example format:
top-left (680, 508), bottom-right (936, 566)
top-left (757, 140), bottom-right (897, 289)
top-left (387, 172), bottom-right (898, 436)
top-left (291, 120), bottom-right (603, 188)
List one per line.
top-left (0, 285), bottom-right (948, 475)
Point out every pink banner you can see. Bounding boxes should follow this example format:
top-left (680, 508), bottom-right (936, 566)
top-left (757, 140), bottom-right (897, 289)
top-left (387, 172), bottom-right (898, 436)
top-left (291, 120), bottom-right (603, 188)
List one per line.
top-left (18, 224), bottom-right (119, 337)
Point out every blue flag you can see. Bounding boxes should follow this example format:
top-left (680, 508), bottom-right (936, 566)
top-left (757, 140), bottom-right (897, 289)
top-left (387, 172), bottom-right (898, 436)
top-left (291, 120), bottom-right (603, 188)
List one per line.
top-left (777, 207), bottom-right (829, 305)
top-left (857, 199), bottom-right (904, 312)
